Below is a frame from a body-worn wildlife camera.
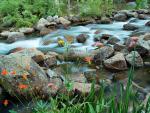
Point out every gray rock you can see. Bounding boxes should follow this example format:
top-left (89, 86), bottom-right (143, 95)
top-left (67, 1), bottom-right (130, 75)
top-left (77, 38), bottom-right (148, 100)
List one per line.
top-left (107, 36), bottom-right (120, 45)
top-left (36, 18), bottom-right (50, 31)
top-left (114, 43), bottom-right (126, 51)
top-left (136, 39), bottom-right (150, 56)
top-left (114, 13), bottom-right (128, 21)
top-left (101, 17), bottom-right (112, 24)
top-left (138, 14), bottom-right (146, 20)
top-left (0, 31), bottom-right (11, 38)
top-left (94, 46), bottom-right (114, 64)
top-left (19, 27), bottom-right (34, 34)
top-left (73, 82), bottom-right (100, 95)
top-left (7, 32), bottom-right (25, 43)
top-left (104, 53), bottom-right (127, 71)
top-left (125, 51), bottom-right (143, 67)
top-left (47, 16), bottom-right (53, 22)
top-left (126, 11), bottom-right (138, 18)
top-left (123, 23), bottom-right (139, 30)
top-left (57, 17), bottom-right (71, 25)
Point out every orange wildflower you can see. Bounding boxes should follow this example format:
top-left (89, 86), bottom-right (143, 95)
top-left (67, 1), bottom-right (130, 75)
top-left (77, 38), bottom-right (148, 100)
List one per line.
top-left (18, 84), bottom-right (28, 90)
top-left (22, 74), bottom-right (27, 80)
top-left (10, 70), bottom-right (16, 75)
top-left (1, 69), bottom-right (8, 76)
top-left (84, 57), bottom-right (93, 65)
top-left (3, 99), bottom-right (9, 106)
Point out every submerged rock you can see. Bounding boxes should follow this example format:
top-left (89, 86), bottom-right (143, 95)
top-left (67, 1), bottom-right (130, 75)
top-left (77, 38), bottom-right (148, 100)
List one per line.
top-left (145, 21), bottom-right (150, 26)
top-left (125, 51), bottom-right (143, 67)
top-left (123, 23), bottom-right (139, 30)
top-left (76, 34), bottom-right (88, 43)
top-left (104, 53), bottom-right (127, 71)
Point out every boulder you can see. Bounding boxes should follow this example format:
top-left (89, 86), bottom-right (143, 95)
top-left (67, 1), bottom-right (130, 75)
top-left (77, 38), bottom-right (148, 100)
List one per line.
top-left (0, 31), bottom-right (11, 38)
top-left (125, 51), bottom-right (143, 67)
top-left (46, 16), bottom-right (53, 22)
top-left (0, 53), bottom-right (62, 98)
top-left (36, 18), bottom-right (50, 31)
top-left (114, 43), bottom-right (126, 51)
top-left (104, 53), bottom-right (127, 71)
top-left (123, 23), bottom-right (139, 30)
top-left (114, 13), bottom-right (128, 21)
top-left (58, 17), bottom-right (71, 25)
top-left (76, 34), bottom-right (88, 43)
top-left (100, 17), bottom-right (112, 24)
top-left (94, 46), bottom-right (114, 64)
top-left (145, 21), bottom-right (150, 26)
top-left (7, 32), bottom-right (25, 43)
top-left (19, 27), bottom-right (34, 34)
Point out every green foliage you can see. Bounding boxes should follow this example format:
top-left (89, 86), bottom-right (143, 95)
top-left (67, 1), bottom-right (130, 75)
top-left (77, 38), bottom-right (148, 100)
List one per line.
top-left (0, 0), bottom-right (116, 27)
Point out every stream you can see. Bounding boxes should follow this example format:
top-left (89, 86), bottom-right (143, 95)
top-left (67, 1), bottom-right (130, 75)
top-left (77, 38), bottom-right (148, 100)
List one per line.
top-left (0, 17), bottom-right (150, 112)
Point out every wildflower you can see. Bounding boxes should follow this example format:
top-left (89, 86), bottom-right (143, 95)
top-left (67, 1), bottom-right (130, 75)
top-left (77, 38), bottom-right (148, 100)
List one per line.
top-left (1, 69), bottom-right (8, 76)
top-left (3, 99), bottom-right (9, 106)
top-left (57, 38), bottom-right (65, 47)
top-left (18, 84), bottom-right (28, 90)
top-left (92, 42), bottom-right (104, 48)
top-left (22, 74), bottom-right (27, 80)
top-left (10, 70), bottom-right (16, 75)
top-left (84, 57), bottom-right (93, 65)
